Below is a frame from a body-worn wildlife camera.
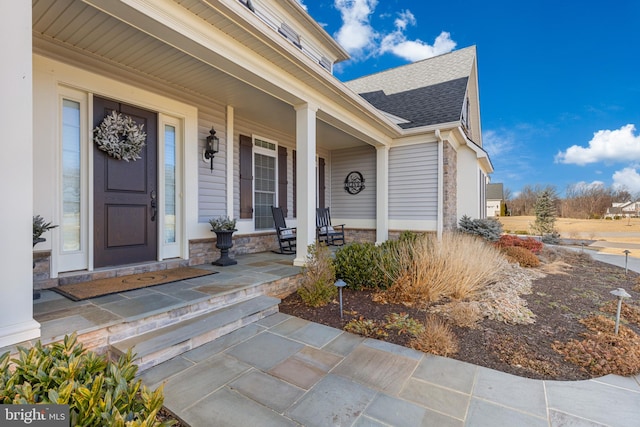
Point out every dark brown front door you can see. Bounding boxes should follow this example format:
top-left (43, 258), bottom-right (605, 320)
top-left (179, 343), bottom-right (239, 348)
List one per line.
top-left (93, 97), bottom-right (158, 268)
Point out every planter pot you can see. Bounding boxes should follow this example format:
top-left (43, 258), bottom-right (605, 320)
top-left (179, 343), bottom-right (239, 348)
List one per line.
top-left (32, 237), bottom-right (46, 300)
top-left (211, 229), bottom-right (237, 266)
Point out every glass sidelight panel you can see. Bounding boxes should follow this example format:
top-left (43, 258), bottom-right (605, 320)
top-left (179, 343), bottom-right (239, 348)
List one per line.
top-left (62, 99), bottom-right (81, 252)
top-left (164, 125), bottom-right (176, 243)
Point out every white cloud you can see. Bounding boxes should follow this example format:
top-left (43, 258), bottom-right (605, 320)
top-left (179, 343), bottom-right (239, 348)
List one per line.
top-left (613, 167), bottom-right (640, 194)
top-left (295, 0), bottom-right (307, 10)
top-left (333, 1), bottom-right (455, 62)
top-left (334, 0), bottom-right (379, 57)
top-left (380, 28), bottom-right (456, 62)
top-left (483, 130), bottom-right (514, 157)
top-left (555, 124), bottom-right (640, 165)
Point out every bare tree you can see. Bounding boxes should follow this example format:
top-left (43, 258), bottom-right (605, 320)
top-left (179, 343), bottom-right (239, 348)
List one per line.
top-left (510, 184), bottom-right (557, 216)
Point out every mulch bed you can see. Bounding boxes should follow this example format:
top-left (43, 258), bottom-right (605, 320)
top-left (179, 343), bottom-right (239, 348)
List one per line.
top-left (280, 250), bottom-right (640, 381)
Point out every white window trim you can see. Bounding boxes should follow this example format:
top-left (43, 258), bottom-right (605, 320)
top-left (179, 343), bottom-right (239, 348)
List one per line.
top-left (159, 115), bottom-right (184, 259)
top-left (56, 87), bottom-right (89, 273)
top-left (252, 135), bottom-right (278, 230)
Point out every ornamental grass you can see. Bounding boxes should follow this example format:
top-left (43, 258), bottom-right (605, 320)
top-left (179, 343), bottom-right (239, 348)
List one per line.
top-left (379, 232), bottom-right (507, 306)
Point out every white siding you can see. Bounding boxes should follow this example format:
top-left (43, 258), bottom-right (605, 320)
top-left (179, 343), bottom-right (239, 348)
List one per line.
top-left (389, 143), bottom-right (438, 220)
top-left (330, 146), bottom-right (376, 219)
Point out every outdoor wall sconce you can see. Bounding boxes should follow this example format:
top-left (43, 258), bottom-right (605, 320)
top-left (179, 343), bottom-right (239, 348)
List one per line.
top-left (203, 127), bottom-right (220, 172)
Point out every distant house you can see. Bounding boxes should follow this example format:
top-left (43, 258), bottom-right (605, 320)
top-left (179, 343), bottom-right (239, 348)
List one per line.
top-left (486, 183), bottom-right (505, 217)
top-left (605, 201), bottom-right (640, 218)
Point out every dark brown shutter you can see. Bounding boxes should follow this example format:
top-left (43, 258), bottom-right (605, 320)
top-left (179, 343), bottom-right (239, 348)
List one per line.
top-left (278, 146), bottom-right (288, 217)
top-left (239, 135), bottom-right (253, 219)
top-left (318, 157), bottom-right (326, 209)
top-left (293, 150), bottom-right (297, 218)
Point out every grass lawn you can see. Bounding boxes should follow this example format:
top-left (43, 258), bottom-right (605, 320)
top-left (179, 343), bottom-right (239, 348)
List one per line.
top-left (498, 216), bottom-right (640, 258)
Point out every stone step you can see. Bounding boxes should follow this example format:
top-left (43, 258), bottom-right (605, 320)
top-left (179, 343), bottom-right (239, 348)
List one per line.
top-left (110, 295), bottom-right (280, 371)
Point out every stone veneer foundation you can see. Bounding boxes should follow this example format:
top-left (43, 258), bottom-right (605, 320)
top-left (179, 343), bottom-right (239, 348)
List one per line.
top-left (442, 141), bottom-right (458, 231)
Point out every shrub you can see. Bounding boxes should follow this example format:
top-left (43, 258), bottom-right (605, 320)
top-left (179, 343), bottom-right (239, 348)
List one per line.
top-left (334, 242), bottom-right (389, 290)
top-left (0, 334), bottom-right (171, 427)
top-left (458, 215), bottom-right (503, 242)
top-left (384, 313), bottom-right (425, 336)
top-left (344, 318), bottom-right (388, 338)
top-left (500, 246), bottom-right (540, 267)
top-left (541, 231), bottom-right (561, 244)
top-left (444, 301), bottom-right (483, 329)
top-left (381, 232), bottom-right (507, 305)
top-left (494, 235), bottom-right (543, 254)
top-left (408, 315), bottom-right (458, 356)
top-left (297, 243), bottom-right (337, 307)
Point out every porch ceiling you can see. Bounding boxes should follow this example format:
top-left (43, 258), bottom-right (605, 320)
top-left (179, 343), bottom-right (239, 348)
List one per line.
top-left (32, 0), bottom-right (367, 150)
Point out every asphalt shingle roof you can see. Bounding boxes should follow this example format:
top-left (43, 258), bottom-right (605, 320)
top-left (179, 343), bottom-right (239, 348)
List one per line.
top-left (345, 46), bottom-right (476, 129)
top-left (359, 77), bottom-right (468, 128)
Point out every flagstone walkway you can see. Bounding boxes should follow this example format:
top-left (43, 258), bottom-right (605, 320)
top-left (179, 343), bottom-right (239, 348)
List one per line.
top-left (140, 312), bottom-right (640, 427)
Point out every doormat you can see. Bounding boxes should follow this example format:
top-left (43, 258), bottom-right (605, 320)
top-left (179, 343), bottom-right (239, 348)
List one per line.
top-left (53, 267), bottom-right (217, 301)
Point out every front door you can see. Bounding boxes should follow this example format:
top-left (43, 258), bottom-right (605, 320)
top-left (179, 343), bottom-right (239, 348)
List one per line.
top-left (93, 97), bottom-right (158, 268)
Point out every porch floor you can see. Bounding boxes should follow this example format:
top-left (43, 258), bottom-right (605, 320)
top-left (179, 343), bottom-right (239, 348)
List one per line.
top-left (4, 251), bottom-right (300, 355)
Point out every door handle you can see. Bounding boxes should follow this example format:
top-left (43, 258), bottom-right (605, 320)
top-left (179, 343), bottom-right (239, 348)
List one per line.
top-left (150, 190), bottom-right (157, 222)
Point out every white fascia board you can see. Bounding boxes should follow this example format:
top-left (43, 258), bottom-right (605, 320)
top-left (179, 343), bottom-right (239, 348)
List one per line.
top-left (456, 127), bottom-right (494, 173)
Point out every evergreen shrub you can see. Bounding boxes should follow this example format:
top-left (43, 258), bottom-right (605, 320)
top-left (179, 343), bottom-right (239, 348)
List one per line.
top-left (0, 334), bottom-right (172, 427)
top-left (458, 215), bottom-right (503, 242)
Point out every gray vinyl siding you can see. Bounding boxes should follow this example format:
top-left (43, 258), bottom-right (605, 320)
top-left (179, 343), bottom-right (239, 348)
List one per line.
top-left (197, 106), bottom-right (227, 223)
top-left (389, 142), bottom-right (438, 220)
top-left (330, 145), bottom-right (376, 219)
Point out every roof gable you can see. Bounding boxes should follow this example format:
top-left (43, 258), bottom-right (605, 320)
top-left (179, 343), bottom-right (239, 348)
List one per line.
top-left (360, 77), bottom-right (468, 128)
top-left (345, 46), bottom-right (477, 130)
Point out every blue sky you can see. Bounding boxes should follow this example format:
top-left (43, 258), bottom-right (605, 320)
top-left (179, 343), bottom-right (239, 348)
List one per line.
top-left (299, 0), bottom-right (640, 197)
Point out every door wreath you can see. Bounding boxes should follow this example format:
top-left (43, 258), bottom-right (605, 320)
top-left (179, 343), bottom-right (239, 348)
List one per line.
top-left (93, 110), bottom-right (146, 161)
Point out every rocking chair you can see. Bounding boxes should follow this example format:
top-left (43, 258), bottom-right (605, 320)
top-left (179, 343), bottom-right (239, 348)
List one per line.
top-left (316, 207), bottom-right (345, 246)
top-left (271, 206), bottom-right (296, 254)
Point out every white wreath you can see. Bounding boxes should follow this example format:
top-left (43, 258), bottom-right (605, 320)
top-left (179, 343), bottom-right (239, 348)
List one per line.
top-left (93, 111), bottom-right (146, 161)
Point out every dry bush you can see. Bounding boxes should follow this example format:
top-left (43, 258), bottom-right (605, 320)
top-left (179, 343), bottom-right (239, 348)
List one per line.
top-left (431, 301), bottom-right (483, 329)
top-left (552, 315), bottom-right (640, 377)
top-left (500, 246), bottom-right (540, 267)
top-left (381, 233), bottom-right (507, 305)
top-left (297, 242), bottom-right (337, 307)
top-left (409, 315), bottom-right (459, 356)
top-left (600, 301), bottom-right (640, 326)
top-left (488, 333), bottom-right (559, 377)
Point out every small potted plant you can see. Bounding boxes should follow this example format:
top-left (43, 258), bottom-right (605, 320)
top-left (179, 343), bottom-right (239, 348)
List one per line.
top-left (208, 216), bottom-right (237, 266)
top-left (33, 215), bottom-right (58, 248)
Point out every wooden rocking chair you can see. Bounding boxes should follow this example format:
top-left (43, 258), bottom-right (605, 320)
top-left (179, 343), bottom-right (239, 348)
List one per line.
top-left (316, 207), bottom-right (345, 246)
top-left (271, 206), bottom-right (296, 254)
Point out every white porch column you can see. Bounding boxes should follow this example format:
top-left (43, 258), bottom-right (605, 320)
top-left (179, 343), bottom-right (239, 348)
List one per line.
top-left (376, 146), bottom-right (390, 244)
top-left (294, 103), bottom-right (317, 266)
top-left (0, 2), bottom-right (41, 347)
